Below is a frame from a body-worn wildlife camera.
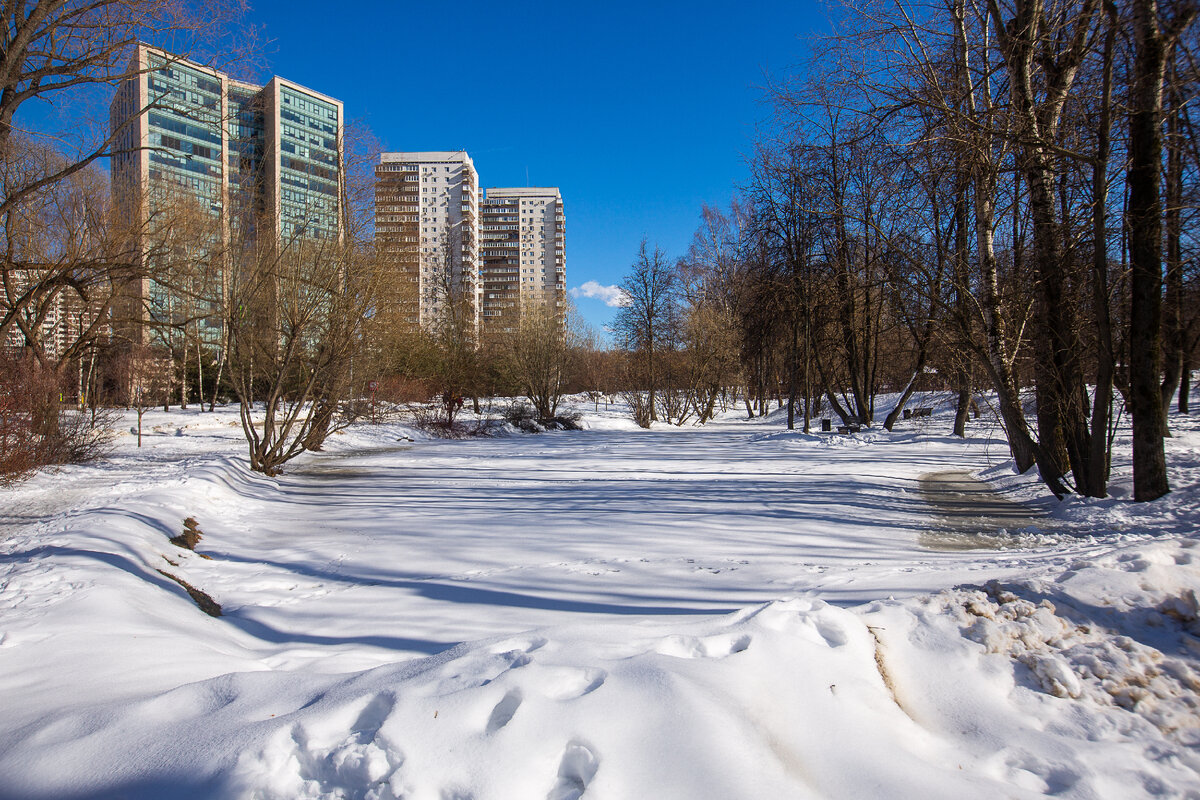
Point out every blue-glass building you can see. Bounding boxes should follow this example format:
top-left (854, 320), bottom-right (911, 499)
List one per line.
top-left (110, 45), bottom-right (344, 347)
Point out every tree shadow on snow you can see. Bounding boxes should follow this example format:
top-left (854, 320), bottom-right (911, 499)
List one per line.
top-left (211, 549), bottom-right (741, 619)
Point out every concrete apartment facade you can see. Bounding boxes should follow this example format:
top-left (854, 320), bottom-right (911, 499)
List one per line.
top-left (1, 269), bottom-right (100, 359)
top-left (110, 44), bottom-right (344, 345)
top-left (374, 152), bottom-right (481, 333)
top-left (373, 151), bottom-right (567, 341)
top-left (479, 187), bottom-right (566, 339)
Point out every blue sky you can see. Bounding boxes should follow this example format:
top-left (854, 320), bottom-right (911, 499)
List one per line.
top-left (14, 1), bottom-right (826, 337)
top-left (247, 0), bottom-right (827, 336)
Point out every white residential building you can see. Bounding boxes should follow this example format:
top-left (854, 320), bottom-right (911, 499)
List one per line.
top-left (375, 151), bottom-right (480, 332)
top-left (1, 269), bottom-right (105, 360)
top-left (479, 187), bottom-right (566, 337)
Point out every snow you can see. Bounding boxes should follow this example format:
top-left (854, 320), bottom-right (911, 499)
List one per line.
top-left (0, 394), bottom-right (1197, 798)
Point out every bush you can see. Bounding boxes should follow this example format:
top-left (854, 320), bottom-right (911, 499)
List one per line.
top-left (622, 390), bottom-right (654, 429)
top-left (503, 400), bottom-right (582, 433)
top-left (47, 407), bottom-right (117, 465)
top-left (0, 356), bottom-right (116, 484)
top-left (542, 411), bottom-right (583, 431)
top-left (503, 400), bottom-right (537, 427)
top-left (407, 402), bottom-right (488, 439)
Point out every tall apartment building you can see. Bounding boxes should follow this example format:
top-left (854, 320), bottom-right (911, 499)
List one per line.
top-left (374, 152), bottom-right (480, 332)
top-left (479, 187), bottom-right (566, 338)
top-left (110, 45), bottom-right (343, 345)
top-left (1, 269), bottom-right (103, 359)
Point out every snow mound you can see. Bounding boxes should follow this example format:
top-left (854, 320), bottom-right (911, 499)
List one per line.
top-left (4, 540), bottom-right (1200, 798)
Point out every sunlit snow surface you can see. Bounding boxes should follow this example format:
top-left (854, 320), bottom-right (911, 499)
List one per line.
top-left (0, 395), bottom-right (1197, 799)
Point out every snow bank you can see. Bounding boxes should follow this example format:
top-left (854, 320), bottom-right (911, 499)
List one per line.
top-left (4, 541), bottom-right (1197, 799)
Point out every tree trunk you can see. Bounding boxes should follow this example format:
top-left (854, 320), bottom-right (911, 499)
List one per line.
top-left (802, 313), bottom-right (812, 433)
top-left (952, 167), bottom-right (973, 441)
top-left (884, 333), bottom-right (930, 432)
top-left (1180, 358), bottom-right (1192, 413)
top-left (195, 326), bottom-right (204, 413)
top-left (1026, 159), bottom-right (1083, 491)
top-left (210, 349), bottom-right (225, 412)
top-left (1127, 0), bottom-right (1173, 501)
top-left (179, 328), bottom-right (189, 410)
top-left (1160, 68), bottom-right (1184, 423)
top-left (1085, 1), bottom-right (1119, 498)
top-left (953, 373), bottom-right (971, 438)
top-left (302, 397), bottom-right (336, 451)
top-left (787, 318), bottom-right (798, 430)
top-left (975, 168), bottom-right (1038, 474)
top-left (647, 341), bottom-right (657, 422)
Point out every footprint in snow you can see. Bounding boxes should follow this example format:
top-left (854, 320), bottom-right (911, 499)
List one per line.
top-left (814, 619), bottom-right (849, 648)
top-left (281, 692), bottom-right (403, 795)
top-left (1004, 750), bottom-right (1081, 795)
top-left (348, 693), bottom-right (395, 744)
top-left (435, 638), bottom-right (544, 695)
top-left (486, 689), bottom-right (522, 734)
top-left (654, 633), bottom-right (751, 659)
top-left (540, 667), bottom-right (607, 700)
top-left (488, 635), bottom-right (548, 656)
top-left (485, 667), bottom-right (606, 736)
top-left (546, 740), bottom-right (599, 800)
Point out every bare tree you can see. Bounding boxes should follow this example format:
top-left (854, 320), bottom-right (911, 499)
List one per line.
top-left (0, 0), bottom-right (248, 481)
top-left (613, 239), bottom-right (678, 423)
top-left (673, 205), bottom-right (747, 424)
top-left (224, 224), bottom-right (377, 475)
top-left (500, 294), bottom-right (578, 421)
top-left (222, 119), bottom-right (381, 474)
top-left (425, 228), bottom-right (480, 426)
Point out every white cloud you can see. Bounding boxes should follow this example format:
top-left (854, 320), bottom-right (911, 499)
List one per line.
top-left (569, 280), bottom-right (628, 307)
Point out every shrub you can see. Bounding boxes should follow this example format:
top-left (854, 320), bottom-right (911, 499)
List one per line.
top-left (407, 402), bottom-right (488, 439)
top-left (0, 356), bottom-right (115, 485)
top-left (503, 400), bottom-right (582, 433)
top-left (622, 390), bottom-right (654, 429)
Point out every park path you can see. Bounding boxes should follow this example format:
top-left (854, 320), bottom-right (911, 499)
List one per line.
top-left (918, 470), bottom-right (1043, 550)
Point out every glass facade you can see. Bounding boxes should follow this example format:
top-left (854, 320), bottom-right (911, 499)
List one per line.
top-left (146, 54), bottom-right (224, 211)
top-left (112, 48), bottom-right (344, 346)
top-left (144, 54), bottom-right (226, 343)
top-left (227, 84), bottom-right (264, 237)
top-left (277, 85), bottom-right (340, 242)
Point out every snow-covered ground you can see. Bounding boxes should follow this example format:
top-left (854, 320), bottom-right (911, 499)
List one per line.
top-left (0, 394), bottom-right (1197, 799)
